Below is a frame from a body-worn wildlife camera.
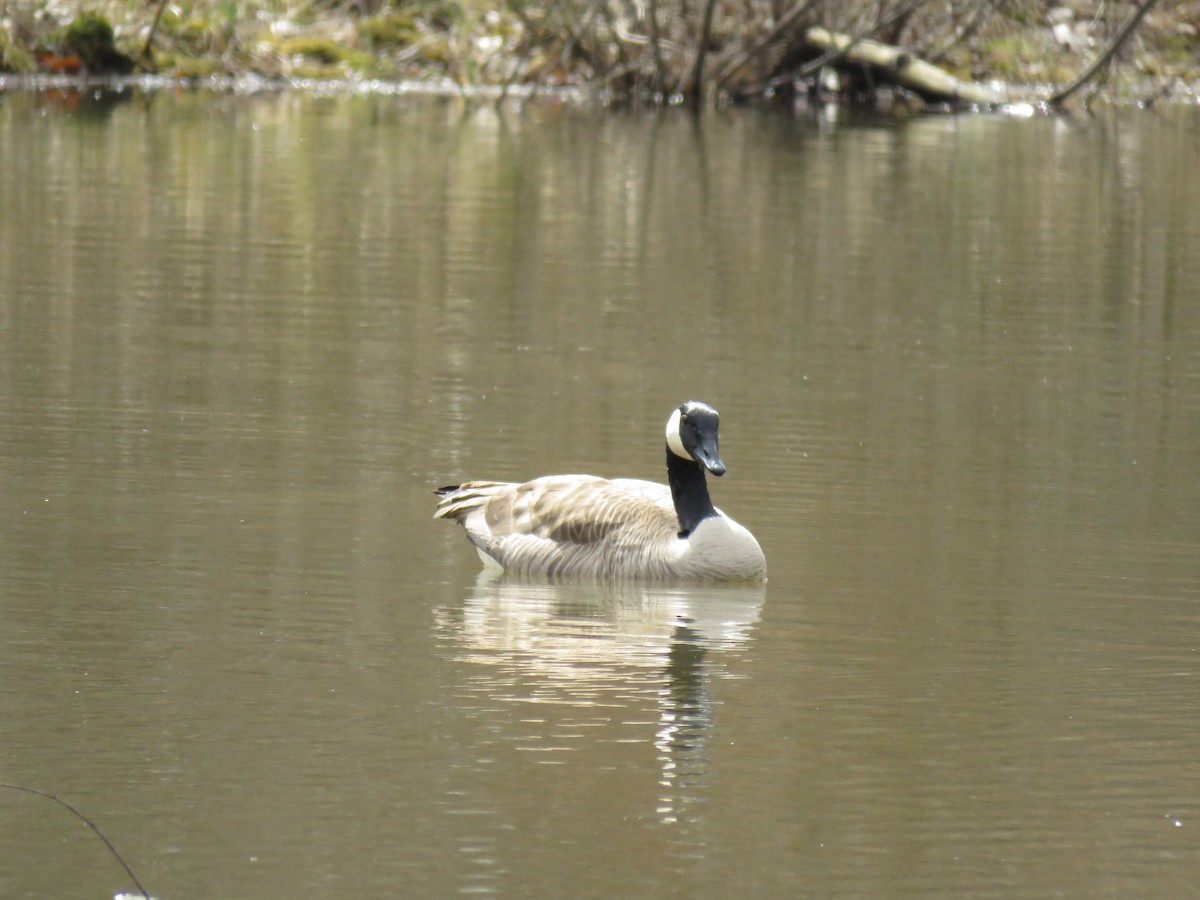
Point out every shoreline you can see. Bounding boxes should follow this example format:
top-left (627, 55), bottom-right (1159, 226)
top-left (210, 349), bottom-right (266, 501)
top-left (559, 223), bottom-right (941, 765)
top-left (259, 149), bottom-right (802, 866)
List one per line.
top-left (2, 70), bottom-right (1195, 114)
top-left (3, 1), bottom-right (1198, 111)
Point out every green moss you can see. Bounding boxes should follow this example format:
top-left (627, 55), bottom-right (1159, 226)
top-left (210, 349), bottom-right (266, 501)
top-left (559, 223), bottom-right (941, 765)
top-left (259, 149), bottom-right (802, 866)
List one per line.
top-left (60, 11), bottom-right (136, 73)
top-left (418, 34), bottom-right (452, 66)
top-left (360, 13), bottom-right (420, 49)
top-left (1150, 30), bottom-right (1198, 67)
top-left (157, 54), bottom-right (224, 78)
top-left (0, 30), bottom-right (39, 72)
top-left (408, 0), bottom-right (463, 30)
top-left (271, 36), bottom-right (382, 77)
top-left (157, 12), bottom-right (218, 53)
top-left (213, 0), bottom-right (241, 37)
top-left (338, 47), bottom-right (378, 75)
top-left (278, 35), bottom-right (345, 65)
top-left (1001, 2), bottom-right (1043, 28)
top-left (981, 34), bottom-right (1043, 80)
top-left (286, 62), bottom-right (338, 79)
top-left (63, 12), bottom-right (116, 51)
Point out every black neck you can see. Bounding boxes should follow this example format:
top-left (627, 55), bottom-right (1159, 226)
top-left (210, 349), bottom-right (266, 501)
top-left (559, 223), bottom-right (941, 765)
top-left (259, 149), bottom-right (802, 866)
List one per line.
top-left (667, 446), bottom-right (717, 537)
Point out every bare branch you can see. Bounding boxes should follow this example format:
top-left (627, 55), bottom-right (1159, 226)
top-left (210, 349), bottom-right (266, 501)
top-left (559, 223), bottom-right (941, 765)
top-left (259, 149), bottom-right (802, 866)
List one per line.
top-left (141, 0), bottom-right (172, 62)
top-left (0, 783), bottom-right (150, 900)
top-left (714, 0), bottom-right (824, 89)
top-left (920, 0), bottom-right (1005, 64)
top-left (1049, 0), bottom-right (1161, 106)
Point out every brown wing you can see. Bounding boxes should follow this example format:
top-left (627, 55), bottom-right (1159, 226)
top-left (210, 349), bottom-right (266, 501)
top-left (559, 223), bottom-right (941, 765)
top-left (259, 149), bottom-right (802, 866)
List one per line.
top-left (483, 476), bottom-right (675, 544)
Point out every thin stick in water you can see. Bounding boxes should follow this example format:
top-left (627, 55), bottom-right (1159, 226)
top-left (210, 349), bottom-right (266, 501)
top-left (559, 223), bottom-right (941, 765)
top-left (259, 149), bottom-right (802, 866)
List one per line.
top-left (0, 783), bottom-right (151, 900)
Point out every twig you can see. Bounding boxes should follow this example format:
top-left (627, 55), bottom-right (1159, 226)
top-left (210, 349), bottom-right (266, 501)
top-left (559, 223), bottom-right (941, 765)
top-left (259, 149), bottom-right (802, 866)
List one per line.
top-left (920, 0), bottom-right (1002, 64)
top-left (714, 0), bottom-right (822, 89)
top-left (0, 783), bottom-right (151, 899)
top-left (496, 42), bottom-right (533, 106)
top-left (608, 15), bottom-right (685, 54)
top-left (1049, 0), bottom-right (1161, 106)
top-left (141, 0), bottom-right (171, 62)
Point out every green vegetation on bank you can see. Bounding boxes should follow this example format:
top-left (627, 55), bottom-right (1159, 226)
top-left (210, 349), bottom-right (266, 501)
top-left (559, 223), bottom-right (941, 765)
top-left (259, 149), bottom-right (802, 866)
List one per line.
top-left (1, 0), bottom-right (1196, 106)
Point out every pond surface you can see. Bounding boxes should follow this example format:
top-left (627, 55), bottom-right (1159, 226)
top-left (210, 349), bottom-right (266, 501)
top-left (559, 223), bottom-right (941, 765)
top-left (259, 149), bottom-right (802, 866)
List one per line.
top-left (1, 89), bottom-right (1199, 897)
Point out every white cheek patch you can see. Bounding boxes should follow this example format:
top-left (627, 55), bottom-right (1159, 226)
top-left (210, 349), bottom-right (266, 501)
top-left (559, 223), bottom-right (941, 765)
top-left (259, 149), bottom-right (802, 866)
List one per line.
top-left (665, 408), bottom-right (689, 458)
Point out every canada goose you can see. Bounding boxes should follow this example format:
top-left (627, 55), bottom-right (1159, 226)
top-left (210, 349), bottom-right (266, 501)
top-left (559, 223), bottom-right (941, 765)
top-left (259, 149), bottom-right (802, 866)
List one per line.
top-left (434, 401), bottom-right (766, 581)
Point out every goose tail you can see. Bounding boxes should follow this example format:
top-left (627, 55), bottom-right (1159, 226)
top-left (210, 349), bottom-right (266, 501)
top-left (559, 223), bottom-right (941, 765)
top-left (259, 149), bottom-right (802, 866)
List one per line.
top-left (433, 481), bottom-right (507, 523)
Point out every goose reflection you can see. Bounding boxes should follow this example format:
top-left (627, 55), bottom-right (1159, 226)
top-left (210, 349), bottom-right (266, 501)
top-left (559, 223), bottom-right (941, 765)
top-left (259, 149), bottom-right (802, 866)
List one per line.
top-left (434, 574), bottom-right (765, 824)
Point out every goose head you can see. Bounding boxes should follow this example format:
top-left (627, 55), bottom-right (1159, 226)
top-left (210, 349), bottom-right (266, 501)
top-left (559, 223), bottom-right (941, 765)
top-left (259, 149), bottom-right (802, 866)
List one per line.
top-left (665, 401), bottom-right (726, 476)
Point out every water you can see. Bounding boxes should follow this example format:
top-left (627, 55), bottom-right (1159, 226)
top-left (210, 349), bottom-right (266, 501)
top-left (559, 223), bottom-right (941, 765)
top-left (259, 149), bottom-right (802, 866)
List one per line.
top-left (1, 89), bottom-right (1199, 897)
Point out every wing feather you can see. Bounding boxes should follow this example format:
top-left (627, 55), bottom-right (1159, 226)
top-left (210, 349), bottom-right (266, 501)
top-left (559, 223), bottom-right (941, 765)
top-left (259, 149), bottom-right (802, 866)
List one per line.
top-left (435, 476), bottom-right (682, 577)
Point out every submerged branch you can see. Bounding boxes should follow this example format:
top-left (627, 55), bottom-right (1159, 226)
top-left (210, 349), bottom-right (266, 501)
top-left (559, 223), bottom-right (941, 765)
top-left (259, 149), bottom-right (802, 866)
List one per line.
top-left (0, 783), bottom-right (151, 899)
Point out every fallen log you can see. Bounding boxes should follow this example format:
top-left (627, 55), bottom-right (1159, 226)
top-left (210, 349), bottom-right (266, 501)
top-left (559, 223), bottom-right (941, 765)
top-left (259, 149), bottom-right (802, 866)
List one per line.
top-left (804, 26), bottom-right (1006, 106)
